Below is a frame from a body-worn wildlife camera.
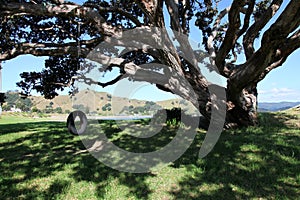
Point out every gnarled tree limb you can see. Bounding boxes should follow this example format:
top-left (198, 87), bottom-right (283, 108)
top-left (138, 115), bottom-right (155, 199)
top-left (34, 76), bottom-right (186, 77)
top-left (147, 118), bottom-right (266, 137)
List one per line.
top-left (243, 0), bottom-right (283, 59)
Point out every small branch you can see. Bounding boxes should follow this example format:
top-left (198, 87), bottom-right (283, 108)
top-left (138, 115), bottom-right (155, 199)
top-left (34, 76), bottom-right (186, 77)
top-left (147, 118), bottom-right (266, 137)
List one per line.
top-left (49, 79), bottom-right (74, 87)
top-left (49, 0), bottom-right (65, 5)
top-left (75, 74), bottom-right (126, 88)
top-left (84, 3), bottom-right (142, 26)
top-left (181, 0), bottom-right (192, 34)
top-left (230, 48), bottom-right (237, 64)
top-left (165, 0), bottom-right (182, 33)
top-left (237, 0), bottom-right (255, 38)
top-left (132, 0), bottom-right (156, 24)
top-left (0, 38), bottom-right (102, 61)
top-left (98, 74), bottom-right (125, 87)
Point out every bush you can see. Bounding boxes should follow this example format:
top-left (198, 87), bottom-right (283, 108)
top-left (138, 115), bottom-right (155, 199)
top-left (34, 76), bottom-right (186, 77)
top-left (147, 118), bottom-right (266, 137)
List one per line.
top-left (153, 108), bottom-right (181, 126)
top-left (2, 104), bottom-right (11, 111)
top-left (31, 106), bottom-right (39, 113)
top-left (54, 107), bottom-right (63, 114)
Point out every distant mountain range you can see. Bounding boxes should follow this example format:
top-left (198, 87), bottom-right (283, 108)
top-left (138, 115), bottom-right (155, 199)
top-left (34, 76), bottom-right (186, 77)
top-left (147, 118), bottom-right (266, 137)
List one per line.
top-left (258, 102), bottom-right (300, 112)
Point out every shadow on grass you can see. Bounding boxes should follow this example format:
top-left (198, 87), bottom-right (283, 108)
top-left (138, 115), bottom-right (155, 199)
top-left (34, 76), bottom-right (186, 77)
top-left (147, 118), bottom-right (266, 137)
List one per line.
top-left (0, 120), bottom-right (157, 199)
top-left (170, 112), bottom-right (300, 199)
top-left (0, 121), bottom-right (83, 199)
top-left (0, 112), bottom-right (299, 199)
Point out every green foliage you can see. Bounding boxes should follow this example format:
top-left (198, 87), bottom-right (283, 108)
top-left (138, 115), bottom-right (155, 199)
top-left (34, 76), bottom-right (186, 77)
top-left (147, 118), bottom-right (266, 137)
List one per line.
top-left (17, 56), bottom-right (80, 99)
top-left (1, 104), bottom-right (10, 111)
top-left (5, 92), bottom-right (19, 107)
top-left (4, 92), bottom-right (33, 111)
top-left (54, 107), bottom-right (63, 114)
top-left (107, 94), bottom-right (112, 99)
top-left (102, 103), bottom-right (112, 112)
top-left (31, 106), bottom-right (39, 113)
top-left (38, 112), bottom-right (48, 118)
top-left (120, 101), bottom-right (162, 115)
top-left (155, 107), bottom-right (181, 126)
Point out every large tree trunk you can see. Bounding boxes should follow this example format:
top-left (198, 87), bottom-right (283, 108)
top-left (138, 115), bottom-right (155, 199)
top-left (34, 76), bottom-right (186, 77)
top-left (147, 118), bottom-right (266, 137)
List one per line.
top-left (189, 85), bottom-right (258, 129)
top-left (226, 85), bottom-right (258, 128)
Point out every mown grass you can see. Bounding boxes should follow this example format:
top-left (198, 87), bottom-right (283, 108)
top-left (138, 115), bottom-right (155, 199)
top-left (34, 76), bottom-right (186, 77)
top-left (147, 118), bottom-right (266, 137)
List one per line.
top-left (0, 111), bottom-right (299, 199)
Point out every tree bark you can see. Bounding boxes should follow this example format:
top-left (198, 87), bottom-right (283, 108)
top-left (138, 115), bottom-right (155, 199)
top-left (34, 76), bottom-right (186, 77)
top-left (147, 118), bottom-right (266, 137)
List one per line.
top-left (226, 85), bottom-right (258, 128)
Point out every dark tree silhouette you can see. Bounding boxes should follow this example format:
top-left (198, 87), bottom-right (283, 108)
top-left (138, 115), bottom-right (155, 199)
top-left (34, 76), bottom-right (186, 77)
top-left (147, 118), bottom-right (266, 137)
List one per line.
top-left (0, 0), bottom-right (299, 127)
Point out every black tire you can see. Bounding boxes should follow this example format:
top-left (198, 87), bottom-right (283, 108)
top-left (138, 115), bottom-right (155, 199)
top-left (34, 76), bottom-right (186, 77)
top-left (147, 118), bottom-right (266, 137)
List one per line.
top-left (67, 110), bottom-right (88, 135)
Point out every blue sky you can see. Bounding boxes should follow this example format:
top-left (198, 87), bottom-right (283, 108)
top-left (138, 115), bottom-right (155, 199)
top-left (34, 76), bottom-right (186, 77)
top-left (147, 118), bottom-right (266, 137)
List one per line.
top-left (1, 0), bottom-right (299, 103)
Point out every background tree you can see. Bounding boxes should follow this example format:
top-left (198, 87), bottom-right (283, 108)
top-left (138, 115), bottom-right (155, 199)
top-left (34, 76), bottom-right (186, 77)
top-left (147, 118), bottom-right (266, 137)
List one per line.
top-left (54, 106), bottom-right (63, 114)
top-left (5, 92), bottom-right (19, 108)
top-left (4, 91), bottom-right (32, 111)
top-left (23, 98), bottom-right (33, 111)
top-left (31, 106), bottom-right (40, 113)
top-left (0, 0), bottom-right (299, 127)
top-left (2, 104), bottom-right (10, 111)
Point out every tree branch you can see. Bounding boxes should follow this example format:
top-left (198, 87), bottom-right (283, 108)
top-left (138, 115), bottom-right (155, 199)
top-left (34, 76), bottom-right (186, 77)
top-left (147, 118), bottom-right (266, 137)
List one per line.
top-left (76, 74), bottom-right (126, 88)
top-left (180, 0), bottom-right (192, 34)
top-left (132, 0), bottom-right (163, 26)
top-left (86, 50), bottom-right (205, 107)
top-left (165, 0), bottom-right (182, 33)
top-left (207, 6), bottom-right (230, 75)
top-left (0, 2), bottom-right (119, 37)
top-left (243, 0), bottom-right (283, 59)
top-left (230, 0), bottom-right (300, 94)
top-left (237, 0), bottom-right (255, 38)
top-left (0, 38), bottom-right (102, 61)
top-left (83, 4), bottom-right (142, 26)
top-left (215, 0), bottom-right (245, 71)
top-left (258, 29), bottom-right (300, 82)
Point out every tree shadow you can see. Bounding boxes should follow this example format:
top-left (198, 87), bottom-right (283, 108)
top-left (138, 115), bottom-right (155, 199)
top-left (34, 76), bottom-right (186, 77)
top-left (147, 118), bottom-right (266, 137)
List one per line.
top-left (71, 119), bottom-right (179, 198)
top-left (0, 121), bottom-right (85, 199)
top-left (169, 112), bottom-right (300, 199)
top-left (0, 120), bottom-right (156, 199)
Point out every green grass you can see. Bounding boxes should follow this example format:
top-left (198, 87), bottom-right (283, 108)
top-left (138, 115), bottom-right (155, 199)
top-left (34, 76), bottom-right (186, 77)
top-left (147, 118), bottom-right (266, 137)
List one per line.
top-left (0, 112), bottom-right (299, 199)
top-left (0, 113), bottom-right (50, 124)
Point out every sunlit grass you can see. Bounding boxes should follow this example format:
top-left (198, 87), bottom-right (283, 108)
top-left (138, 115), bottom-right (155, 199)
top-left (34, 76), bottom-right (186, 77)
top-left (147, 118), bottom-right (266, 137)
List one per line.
top-left (0, 112), bottom-right (299, 199)
top-left (0, 112), bottom-right (49, 124)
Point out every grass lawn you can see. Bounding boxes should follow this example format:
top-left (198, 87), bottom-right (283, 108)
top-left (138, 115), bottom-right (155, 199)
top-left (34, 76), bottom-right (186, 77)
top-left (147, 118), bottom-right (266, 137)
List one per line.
top-left (0, 112), bottom-right (299, 199)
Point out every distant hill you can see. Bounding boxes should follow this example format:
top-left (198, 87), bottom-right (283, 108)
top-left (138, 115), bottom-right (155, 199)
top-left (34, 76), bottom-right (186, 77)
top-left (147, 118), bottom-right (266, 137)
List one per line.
top-left (30, 90), bottom-right (154, 114)
top-left (11, 90), bottom-right (300, 114)
top-left (29, 90), bottom-right (198, 115)
top-left (258, 102), bottom-right (300, 112)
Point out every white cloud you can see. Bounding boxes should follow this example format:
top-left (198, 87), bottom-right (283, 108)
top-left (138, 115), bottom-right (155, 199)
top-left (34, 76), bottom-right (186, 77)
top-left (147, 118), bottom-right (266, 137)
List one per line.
top-left (258, 87), bottom-right (300, 102)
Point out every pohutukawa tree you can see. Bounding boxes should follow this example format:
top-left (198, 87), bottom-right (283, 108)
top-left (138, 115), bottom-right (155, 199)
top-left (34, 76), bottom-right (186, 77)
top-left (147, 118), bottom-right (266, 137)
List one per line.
top-left (0, 0), bottom-right (299, 128)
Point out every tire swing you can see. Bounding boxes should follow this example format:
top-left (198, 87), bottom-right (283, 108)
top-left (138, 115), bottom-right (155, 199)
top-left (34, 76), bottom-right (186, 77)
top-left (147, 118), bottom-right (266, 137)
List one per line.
top-left (67, 110), bottom-right (87, 135)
